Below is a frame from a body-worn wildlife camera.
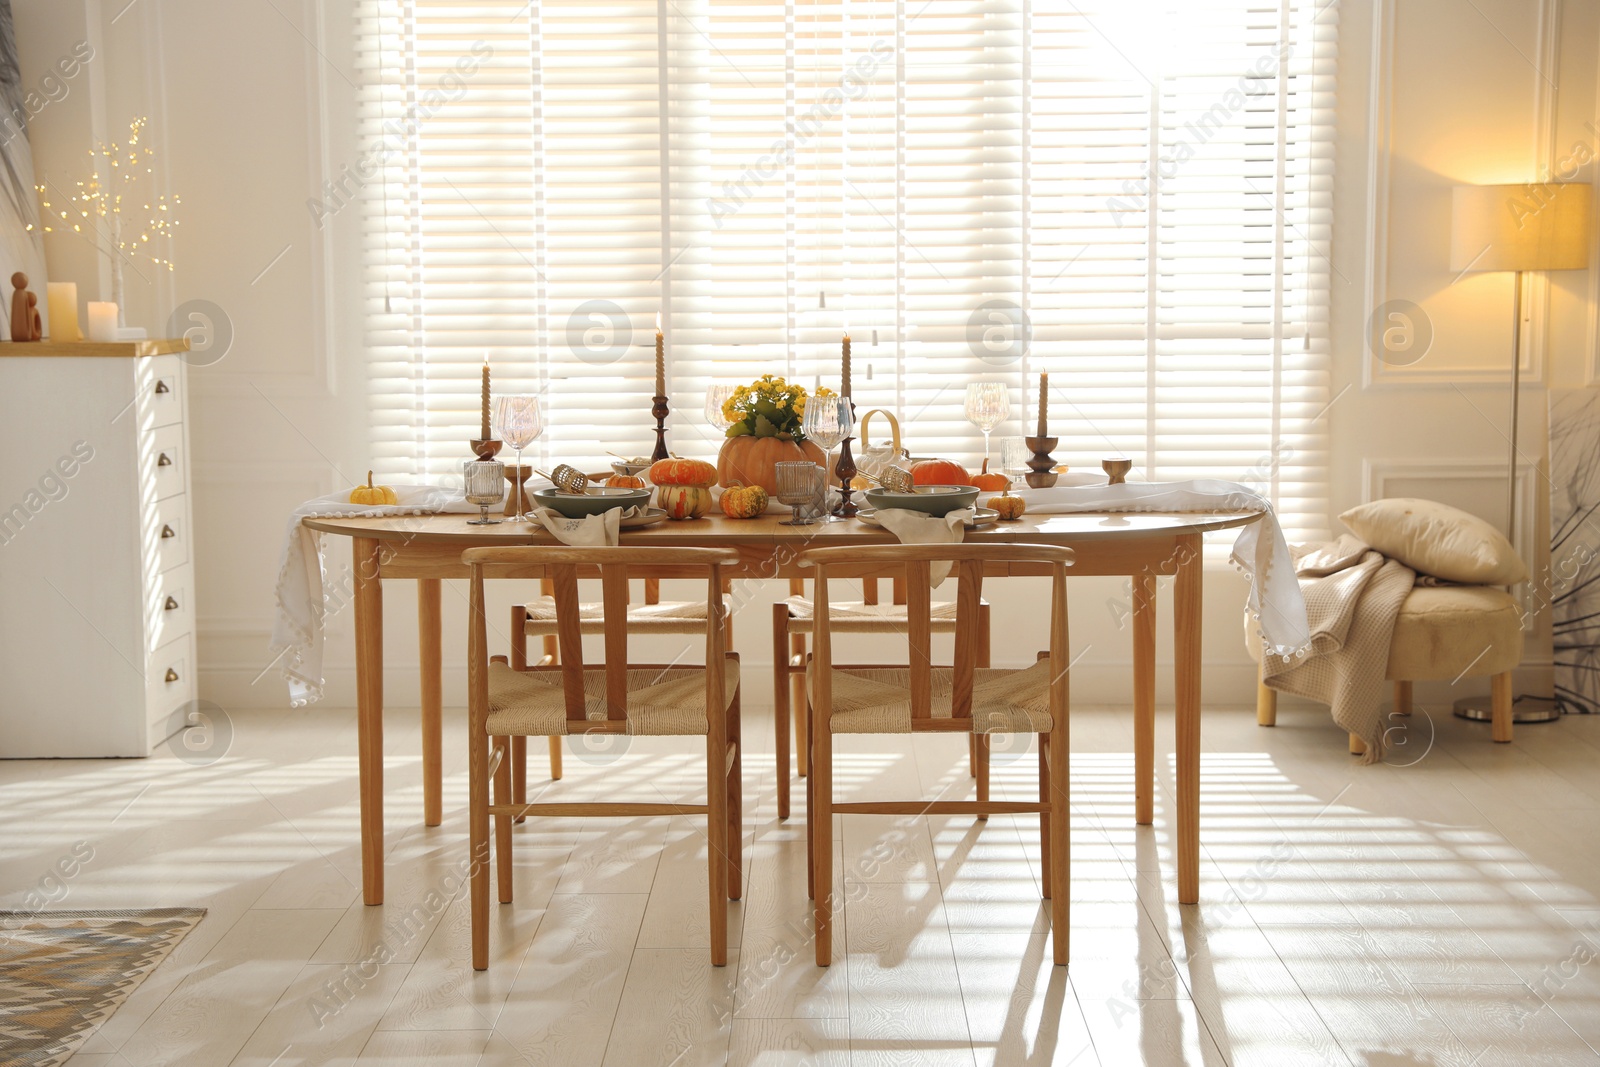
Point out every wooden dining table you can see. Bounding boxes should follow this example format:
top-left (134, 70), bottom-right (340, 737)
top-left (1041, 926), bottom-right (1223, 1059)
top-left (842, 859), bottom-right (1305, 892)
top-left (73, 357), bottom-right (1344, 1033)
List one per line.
top-left (303, 507), bottom-right (1262, 910)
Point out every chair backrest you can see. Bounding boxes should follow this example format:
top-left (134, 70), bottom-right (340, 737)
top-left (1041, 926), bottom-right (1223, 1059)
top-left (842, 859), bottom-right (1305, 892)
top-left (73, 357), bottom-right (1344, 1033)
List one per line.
top-left (798, 543), bottom-right (1073, 723)
top-left (465, 545), bottom-right (739, 727)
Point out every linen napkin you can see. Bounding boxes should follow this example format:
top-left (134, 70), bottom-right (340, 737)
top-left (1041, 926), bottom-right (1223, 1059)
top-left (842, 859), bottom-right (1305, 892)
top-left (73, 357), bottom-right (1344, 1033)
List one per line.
top-left (872, 506), bottom-right (976, 587)
top-left (528, 505), bottom-right (647, 546)
top-left (271, 483), bottom-right (492, 707)
top-left (1014, 479), bottom-right (1311, 661)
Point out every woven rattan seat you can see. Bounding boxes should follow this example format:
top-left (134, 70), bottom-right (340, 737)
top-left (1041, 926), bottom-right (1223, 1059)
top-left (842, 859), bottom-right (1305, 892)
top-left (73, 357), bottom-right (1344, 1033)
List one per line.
top-left (522, 594), bottom-right (731, 634)
top-left (782, 595), bottom-right (984, 633)
top-left (487, 659), bottom-right (740, 736)
top-left (807, 660), bottom-right (1054, 735)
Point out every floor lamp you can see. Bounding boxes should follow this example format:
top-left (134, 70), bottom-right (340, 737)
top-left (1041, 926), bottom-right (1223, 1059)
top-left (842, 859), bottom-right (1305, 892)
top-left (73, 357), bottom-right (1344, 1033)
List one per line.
top-left (1448, 182), bottom-right (1592, 724)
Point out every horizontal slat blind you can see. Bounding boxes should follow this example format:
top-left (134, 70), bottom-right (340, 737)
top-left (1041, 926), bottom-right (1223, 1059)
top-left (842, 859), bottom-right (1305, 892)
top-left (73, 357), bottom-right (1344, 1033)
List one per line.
top-left (356, 0), bottom-right (1334, 542)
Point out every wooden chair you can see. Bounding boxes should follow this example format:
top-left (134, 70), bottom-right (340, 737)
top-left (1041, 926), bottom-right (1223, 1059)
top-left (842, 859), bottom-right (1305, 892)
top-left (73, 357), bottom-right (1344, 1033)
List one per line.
top-left (465, 545), bottom-right (742, 971)
top-left (800, 543), bottom-right (1073, 967)
top-left (772, 575), bottom-right (991, 820)
top-left (509, 574), bottom-right (734, 805)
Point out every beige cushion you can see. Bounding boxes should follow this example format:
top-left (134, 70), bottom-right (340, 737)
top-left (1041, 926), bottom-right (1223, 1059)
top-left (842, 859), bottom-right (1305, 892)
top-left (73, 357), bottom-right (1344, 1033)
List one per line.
top-left (486, 657), bottom-right (739, 736)
top-left (521, 595), bottom-right (730, 636)
top-left (1246, 584), bottom-right (1522, 681)
top-left (807, 658), bottom-right (1057, 734)
top-left (783, 596), bottom-right (984, 634)
top-left (1339, 498), bottom-right (1526, 585)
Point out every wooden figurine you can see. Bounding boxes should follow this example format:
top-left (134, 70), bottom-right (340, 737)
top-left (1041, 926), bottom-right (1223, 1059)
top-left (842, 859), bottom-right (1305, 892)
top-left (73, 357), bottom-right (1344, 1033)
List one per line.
top-left (10, 272), bottom-right (40, 342)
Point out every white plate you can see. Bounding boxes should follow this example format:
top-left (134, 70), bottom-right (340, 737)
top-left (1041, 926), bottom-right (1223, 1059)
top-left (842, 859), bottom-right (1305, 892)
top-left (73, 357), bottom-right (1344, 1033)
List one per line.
top-left (856, 507), bottom-right (999, 529)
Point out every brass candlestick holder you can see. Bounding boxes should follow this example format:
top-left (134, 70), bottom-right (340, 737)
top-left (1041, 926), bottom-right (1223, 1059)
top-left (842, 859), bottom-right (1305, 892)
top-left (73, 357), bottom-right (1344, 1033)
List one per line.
top-left (1024, 435), bottom-right (1059, 488)
top-left (651, 395), bottom-right (670, 462)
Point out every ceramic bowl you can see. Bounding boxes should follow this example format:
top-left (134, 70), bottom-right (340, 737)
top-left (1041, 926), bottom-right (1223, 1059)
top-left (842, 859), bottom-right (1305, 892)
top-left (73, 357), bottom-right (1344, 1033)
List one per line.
top-left (532, 485), bottom-right (652, 518)
top-left (862, 484), bottom-right (981, 517)
top-left (611, 459), bottom-right (652, 480)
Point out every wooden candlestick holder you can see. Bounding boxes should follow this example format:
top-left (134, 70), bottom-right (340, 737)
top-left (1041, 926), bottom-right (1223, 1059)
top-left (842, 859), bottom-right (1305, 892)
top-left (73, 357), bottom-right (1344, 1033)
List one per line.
top-left (651, 395), bottom-right (670, 462)
top-left (1024, 435), bottom-right (1059, 488)
top-left (832, 435), bottom-right (859, 518)
top-left (503, 465), bottom-right (534, 517)
top-left (470, 438), bottom-right (503, 461)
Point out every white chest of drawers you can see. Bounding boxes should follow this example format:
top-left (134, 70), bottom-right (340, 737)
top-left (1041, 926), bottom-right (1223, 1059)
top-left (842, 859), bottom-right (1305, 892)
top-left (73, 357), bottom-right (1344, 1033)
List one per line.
top-left (0, 339), bottom-right (196, 757)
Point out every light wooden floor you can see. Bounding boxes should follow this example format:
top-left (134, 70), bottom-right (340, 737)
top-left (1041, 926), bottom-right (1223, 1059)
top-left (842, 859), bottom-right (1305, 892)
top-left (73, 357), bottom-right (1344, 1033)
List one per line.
top-left (6, 694), bottom-right (1600, 1066)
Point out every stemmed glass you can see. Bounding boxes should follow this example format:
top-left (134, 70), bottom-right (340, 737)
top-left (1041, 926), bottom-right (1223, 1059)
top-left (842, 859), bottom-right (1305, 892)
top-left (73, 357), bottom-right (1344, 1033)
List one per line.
top-left (775, 461), bottom-right (824, 526)
top-left (705, 384), bottom-right (738, 433)
top-left (494, 395), bottom-right (544, 522)
top-left (802, 395), bottom-right (853, 518)
top-left (462, 460), bottom-right (505, 525)
top-left (964, 382), bottom-right (1011, 470)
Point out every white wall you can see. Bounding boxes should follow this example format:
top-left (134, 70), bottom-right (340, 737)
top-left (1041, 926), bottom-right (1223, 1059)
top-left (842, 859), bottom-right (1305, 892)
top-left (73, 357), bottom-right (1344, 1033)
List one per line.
top-left (12, 0), bottom-right (1597, 715)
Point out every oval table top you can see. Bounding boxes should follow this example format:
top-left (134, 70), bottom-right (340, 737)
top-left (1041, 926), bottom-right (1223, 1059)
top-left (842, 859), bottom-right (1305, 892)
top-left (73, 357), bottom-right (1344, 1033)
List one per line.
top-left (303, 508), bottom-right (1264, 544)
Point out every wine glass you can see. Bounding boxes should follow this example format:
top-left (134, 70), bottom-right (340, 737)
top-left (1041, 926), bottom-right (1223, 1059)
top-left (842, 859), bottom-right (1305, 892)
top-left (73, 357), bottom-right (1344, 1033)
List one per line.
top-left (705, 384), bottom-right (738, 433)
top-left (775, 461), bottom-right (824, 526)
top-left (462, 459), bottom-right (506, 525)
top-left (802, 395), bottom-right (853, 518)
top-left (494, 395), bottom-right (544, 522)
top-left (964, 382), bottom-right (1011, 470)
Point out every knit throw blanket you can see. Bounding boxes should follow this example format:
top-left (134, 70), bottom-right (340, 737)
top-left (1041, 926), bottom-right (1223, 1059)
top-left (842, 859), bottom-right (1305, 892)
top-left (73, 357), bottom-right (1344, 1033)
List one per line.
top-left (1262, 535), bottom-right (1414, 762)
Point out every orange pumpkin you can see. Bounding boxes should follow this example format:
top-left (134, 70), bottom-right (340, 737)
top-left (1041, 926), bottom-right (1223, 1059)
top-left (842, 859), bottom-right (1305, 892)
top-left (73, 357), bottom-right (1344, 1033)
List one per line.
top-left (719, 484), bottom-right (769, 519)
top-left (911, 458), bottom-right (972, 487)
top-left (716, 435), bottom-right (826, 495)
top-left (971, 458), bottom-right (1010, 493)
top-left (606, 474), bottom-right (646, 489)
top-left (657, 484), bottom-right (713, 520)
top-left (649, 457), bottom-right (718, 487)
top-left (989, 493), bottom-right (1026, 521)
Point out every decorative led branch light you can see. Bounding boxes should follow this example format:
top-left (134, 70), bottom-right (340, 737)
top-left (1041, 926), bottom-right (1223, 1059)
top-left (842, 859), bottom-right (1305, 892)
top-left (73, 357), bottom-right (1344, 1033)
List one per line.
top-left (36, 118), bottom-right (182, 326)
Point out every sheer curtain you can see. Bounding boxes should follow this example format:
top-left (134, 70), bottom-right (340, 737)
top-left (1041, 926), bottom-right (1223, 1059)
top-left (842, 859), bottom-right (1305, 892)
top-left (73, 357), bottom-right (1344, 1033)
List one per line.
top-left (354, 0), bottom-right (1334, 540)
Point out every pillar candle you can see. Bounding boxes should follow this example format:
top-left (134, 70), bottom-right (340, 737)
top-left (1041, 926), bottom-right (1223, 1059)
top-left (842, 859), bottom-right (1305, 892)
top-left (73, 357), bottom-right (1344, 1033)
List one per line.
top-left (46, 283), bottom-right (79, 342)
top-left (480, 359), bottom-right (491, 440)
top-left (841, 332), bottom-right (852, 399)
top-left (87, 302), bottom-right (118, 343)
top-left (1037, 371), bottom-right (1048, 437)
top-left (655, 312), bottom-right (665, 396)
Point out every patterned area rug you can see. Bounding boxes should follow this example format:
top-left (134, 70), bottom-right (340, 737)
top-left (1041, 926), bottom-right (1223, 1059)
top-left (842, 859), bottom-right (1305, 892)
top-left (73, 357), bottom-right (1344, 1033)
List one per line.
top-left (0, 908), bottom-right (204, 1067)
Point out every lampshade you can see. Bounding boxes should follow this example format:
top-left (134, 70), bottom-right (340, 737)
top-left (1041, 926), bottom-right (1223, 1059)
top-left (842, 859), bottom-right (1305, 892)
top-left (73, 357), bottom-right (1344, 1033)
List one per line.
top-left (1450, 183), bottom-right (1592, 272)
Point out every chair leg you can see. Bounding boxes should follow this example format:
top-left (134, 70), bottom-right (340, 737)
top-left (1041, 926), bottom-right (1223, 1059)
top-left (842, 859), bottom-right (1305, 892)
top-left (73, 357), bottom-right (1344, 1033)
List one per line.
top-left (1039, 737), bottom-right (1052, 899)
top-left (509, 614), bottom-right (532, 822)
top-left (548, 737), bottom-right (563, 780)
top-left (968, 734), bottom-right (977, 778)
top-left (706, 732), bottom-right (730, 967)
top-left (772, 604), bottom-right (791, 821)
top-left (805, 722), bottom-right (816, 902)
top-left (1349, 732), bottom-right (1366, 756)
top-left (469, 730), bottom-right (491, 971)
top-left (975, 734), bottom-right (990, 822)
top-left (1394, 680), bottom-right (1413, 717)
top-left (792, 636), bottom-right (809, 777)
top-left (1257, 669), bottom-right (1277, 727)
top-left (971, 604), bottom-right (992, 780)
top-left (813, 719), bottom-right (833, 967)
top-left (1047, 727), bottom-right (1069, 967)
top-left (1491, 672), bottom-right (1514, 743)
top-left (728, 683), bottom-right (744, 900)
top-left (511, 737), bottom-right (527, 821)
top-left (493, 737), bottom-right (514, 904)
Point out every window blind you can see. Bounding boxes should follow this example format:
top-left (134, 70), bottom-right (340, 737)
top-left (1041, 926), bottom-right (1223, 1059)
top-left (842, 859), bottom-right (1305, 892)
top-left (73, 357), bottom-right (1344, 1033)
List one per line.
top-left (353, 0), bottom-right (1334, 542)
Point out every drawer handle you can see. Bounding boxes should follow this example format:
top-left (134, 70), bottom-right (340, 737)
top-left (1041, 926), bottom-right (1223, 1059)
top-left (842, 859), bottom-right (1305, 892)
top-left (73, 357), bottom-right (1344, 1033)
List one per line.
top-left (158, 452), bottom-right (173, 467)
top-left (164, 596), bottom-right (179, 611)
top-left (161, 524), bottom-right (176, 539)
top-left (155, 380), bottom-right (171, 394)
top-left (165, 668), bottom-right (180, 683)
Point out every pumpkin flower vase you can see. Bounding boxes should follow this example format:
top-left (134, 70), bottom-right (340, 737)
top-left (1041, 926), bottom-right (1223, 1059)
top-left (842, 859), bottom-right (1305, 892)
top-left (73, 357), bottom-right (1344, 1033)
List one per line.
top-left (716, 374), bottom-right (827, 494)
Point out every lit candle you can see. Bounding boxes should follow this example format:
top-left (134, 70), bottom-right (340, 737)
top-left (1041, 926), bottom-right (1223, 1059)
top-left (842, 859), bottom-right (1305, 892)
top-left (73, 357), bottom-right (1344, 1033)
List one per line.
top-left (46, 283), bottom-right (79, 342)
top-left (655, 311), bottom-right (665, 396)
top-left (841, 331), bottom-right (852, 399)
top-left (86, 301), bottom-right (118, 343)
top-left (480, 357), bottom-right (491, 441)
top-left (1036, 371), bottom-right (1048, 437)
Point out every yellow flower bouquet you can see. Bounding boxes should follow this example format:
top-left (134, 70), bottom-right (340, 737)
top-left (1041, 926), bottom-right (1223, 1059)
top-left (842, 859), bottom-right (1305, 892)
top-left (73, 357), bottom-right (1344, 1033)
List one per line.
top-left (722, 374), bottom-right (835, 441)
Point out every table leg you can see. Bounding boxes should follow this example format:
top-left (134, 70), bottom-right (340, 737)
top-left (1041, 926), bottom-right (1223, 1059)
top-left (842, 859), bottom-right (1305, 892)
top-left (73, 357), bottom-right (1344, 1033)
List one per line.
top-left (418, 578), bottom-right (443, 828)
top-left (1173, 533), bottom-right (1202, 905)
top-left (354, 537), bottom-right (385, 906)
top-left (1132, 570), bottom-right (1156, 827)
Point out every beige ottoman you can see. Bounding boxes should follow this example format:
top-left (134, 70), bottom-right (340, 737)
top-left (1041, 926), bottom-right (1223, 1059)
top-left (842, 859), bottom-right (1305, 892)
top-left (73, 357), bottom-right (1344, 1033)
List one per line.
top-left (1249, 585), bottom-right (1524, 750)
